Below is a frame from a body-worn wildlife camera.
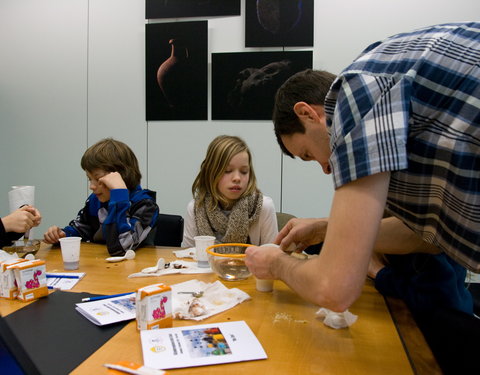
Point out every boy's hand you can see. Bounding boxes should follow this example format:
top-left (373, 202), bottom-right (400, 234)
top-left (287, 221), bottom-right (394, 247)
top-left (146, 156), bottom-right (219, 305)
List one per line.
top-left (43, 225), bottom-right (66, 244)
top-left (2, 206), bottom-right (41, 233)
top-left (99, 172), bottom-right (127, 190)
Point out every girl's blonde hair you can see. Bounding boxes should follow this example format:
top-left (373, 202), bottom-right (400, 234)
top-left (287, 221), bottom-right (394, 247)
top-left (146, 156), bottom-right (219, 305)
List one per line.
top-left (81, 138), bottom-right (141, 191)
top-left (192, 135), bottom-right (258, 209)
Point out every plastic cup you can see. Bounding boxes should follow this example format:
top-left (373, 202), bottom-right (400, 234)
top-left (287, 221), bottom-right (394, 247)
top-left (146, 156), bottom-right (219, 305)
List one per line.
top-left (194, 235), bottom-right (215, 268)
top-left (59, 237), bottom-right (81, 270)
top-left (255, 278), bottom-right (274, 292)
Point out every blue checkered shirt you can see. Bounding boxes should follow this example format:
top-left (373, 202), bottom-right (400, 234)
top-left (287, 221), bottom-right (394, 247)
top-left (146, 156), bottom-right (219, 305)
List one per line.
top-left (324, 22), bottom-right (480, 272)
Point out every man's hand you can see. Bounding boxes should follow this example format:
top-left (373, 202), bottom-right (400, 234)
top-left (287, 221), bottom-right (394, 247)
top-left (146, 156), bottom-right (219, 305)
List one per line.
top-left (275, 218), bottom-right (327, 252)
top-left (245, 245), bottom-right (285, 279)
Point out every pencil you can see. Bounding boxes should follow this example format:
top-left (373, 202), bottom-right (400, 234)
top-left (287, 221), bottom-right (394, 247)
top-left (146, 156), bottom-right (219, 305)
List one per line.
top-left (81, 292), bottom-right (134, 302)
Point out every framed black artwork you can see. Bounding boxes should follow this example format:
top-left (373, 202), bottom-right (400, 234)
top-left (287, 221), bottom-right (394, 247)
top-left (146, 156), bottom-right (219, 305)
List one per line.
top-left (212, 51), bottom-right (312, 120)
top-left (245, 0), bottom-right (314, 47)
top-left (146, 21), bottom-right (208, 121)
top-left (146, 0), bottom-right (241, 19)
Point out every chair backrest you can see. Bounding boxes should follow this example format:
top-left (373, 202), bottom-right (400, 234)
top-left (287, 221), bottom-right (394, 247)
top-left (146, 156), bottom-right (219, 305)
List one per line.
top-left (276, 212), bottom-right (296, 231)
top-left (153, 213), bottom-right (184, 247)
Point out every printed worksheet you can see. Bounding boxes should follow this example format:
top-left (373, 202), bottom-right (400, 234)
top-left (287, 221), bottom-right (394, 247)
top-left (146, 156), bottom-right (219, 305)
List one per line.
top-left (141, 320), bottom-right (267, 369)
top-left (75, 293), bottom-right (136, 325)
top-left (46, 272), bottom-right (85, 290)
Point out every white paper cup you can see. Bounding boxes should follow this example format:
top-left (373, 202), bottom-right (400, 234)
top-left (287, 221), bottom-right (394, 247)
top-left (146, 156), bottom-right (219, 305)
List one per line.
top-left (256, 278), bottom-right (274, 292)
top-left (255, 243), bottom-right (279, 291)
top-left (194, 235), bottom-right (215, 268)
top-left (59, 237), bottom-right (81, 270)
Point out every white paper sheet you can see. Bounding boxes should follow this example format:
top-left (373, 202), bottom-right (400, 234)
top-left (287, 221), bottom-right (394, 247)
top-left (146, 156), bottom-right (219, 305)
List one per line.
top-left (75, 293), bottom-right (136, 326)
top-left (46, 272), bottom-right (85, 290)
top-left (8, 185), bottom-right (35, 212)
top-left (141, 321), bottom-right (267, 370)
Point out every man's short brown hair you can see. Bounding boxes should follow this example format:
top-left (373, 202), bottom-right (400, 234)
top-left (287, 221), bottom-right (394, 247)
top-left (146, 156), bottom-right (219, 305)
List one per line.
top-left (81, 138), bottom-right (142, 190)
top-left (273, 69), bottom-right (336, 156)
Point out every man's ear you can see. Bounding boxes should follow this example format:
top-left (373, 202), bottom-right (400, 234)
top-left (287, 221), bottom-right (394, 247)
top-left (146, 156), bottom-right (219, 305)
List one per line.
top-left (293, 102), bottom-right (320, 122)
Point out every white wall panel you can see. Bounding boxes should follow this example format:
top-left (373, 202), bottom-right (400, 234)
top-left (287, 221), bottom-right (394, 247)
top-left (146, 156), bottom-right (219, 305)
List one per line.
top-left (87, 0), bottom-right (148, 181)
top-left (0, 0), bottom-right (88, 236)
top-left (314, 0), bottom-right (480, 74)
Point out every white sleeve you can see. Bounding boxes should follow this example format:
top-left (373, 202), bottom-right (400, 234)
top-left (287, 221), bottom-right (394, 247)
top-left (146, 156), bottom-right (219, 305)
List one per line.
top-left (249, 195), bottom-right (278, 245)
top-left (181, 200), bottom-right (197, 247)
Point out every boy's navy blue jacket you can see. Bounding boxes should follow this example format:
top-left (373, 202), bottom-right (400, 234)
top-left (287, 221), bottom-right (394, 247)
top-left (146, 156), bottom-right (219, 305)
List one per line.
top-left (63, 186), bottom-right (159, 256)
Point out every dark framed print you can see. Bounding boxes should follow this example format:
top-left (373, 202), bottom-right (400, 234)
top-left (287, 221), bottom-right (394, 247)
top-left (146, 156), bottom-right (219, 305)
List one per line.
top-left (245, 0), bottom-right (314, 47)
top-left (212, 51), bottom-right (312, 120)
top-left (146, 0), bottom-right (241, 19)
top-left (146, 21), bottom-right (208, 121)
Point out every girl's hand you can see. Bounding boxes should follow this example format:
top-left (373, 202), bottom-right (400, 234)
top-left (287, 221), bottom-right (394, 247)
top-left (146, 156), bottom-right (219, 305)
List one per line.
top-left (43, 225), bottom-right (66, 244)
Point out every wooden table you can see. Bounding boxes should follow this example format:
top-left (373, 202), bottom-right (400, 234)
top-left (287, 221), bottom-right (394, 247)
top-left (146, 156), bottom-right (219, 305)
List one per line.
top-left (1, 243), bottom-right (438, 374)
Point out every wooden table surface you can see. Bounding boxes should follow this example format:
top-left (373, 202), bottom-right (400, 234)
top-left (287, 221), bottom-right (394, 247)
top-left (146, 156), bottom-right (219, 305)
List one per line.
top-left (1, 242), bottom-right (439, 374)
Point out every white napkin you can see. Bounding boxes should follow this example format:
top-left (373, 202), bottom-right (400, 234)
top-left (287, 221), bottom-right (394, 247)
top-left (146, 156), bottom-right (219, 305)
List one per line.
top-left (0, 250), bottom-right (19, 262)
top-left (171, 279), bottom-right (250, 321)
top-left (8, 185), bottom-right (35, 239)
top-left (173, 247), bottom-right (196, 259)
top-left (315, 308), bottom-right (358, 329)
top-left (9, 186), bottom-right (35, 212)
top-left (128, 260), bottom-right (212, 278)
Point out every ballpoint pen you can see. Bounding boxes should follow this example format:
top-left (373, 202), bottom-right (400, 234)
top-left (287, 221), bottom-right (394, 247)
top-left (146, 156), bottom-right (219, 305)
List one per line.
top-left (46, 274), bottom-right (81, 279)
top-left (81, 292), bottom-right (134, 302)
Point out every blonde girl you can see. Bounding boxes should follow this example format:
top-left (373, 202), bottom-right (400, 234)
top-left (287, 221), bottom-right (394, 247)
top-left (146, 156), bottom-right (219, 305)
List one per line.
top-left (182, 135), bottom-right (278, 247)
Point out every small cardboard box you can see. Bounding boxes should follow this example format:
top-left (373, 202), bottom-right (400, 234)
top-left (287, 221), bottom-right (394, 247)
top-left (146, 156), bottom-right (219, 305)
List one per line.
top-left (11, 259), bottom-right (48, 301)
top-left (136, 283), bottom-right (172, 330)
top-left (0, 258), bottom-right (28, 299)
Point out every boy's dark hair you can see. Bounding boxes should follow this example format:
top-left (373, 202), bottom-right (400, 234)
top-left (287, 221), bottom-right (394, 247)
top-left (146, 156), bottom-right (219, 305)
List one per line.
top-left (81, 138), bottom-right (142, 190)
top-left (273, 69), bottom-right (336, 156)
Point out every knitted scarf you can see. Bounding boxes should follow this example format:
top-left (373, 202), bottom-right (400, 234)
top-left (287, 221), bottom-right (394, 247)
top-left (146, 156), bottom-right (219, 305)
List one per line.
top-left (194, 191), bottom-right (263, 244)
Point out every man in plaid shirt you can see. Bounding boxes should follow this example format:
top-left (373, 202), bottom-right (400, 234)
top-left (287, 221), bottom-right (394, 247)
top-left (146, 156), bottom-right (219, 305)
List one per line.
top-left (245, 22), bottom-right (480, 374)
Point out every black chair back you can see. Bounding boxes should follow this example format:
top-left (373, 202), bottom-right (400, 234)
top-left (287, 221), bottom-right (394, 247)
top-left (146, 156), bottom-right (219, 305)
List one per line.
top-left (153, 213), bottom-right (184, 247)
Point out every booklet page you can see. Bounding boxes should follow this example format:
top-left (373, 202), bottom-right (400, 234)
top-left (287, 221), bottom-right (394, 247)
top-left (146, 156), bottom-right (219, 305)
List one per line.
top-left (75, 293), bottom-right (136, 326)
top-left (141, 320), bottom-right (267, 369)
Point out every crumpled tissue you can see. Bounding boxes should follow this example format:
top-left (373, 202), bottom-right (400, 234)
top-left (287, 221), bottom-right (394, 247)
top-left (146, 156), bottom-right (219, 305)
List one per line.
top-left (128, 260), bottom-right (212, 278)
top-left (316, 308), bottom-right (358, 329)
top-left (173, 247), bottom-right (196, 259)
top-left (171, 279), bottom-right (250, 321)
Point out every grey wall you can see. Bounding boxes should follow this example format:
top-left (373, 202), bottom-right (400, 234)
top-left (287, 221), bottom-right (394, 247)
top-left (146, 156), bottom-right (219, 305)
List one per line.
top-left (1, 0), bottom-right (479, 237)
